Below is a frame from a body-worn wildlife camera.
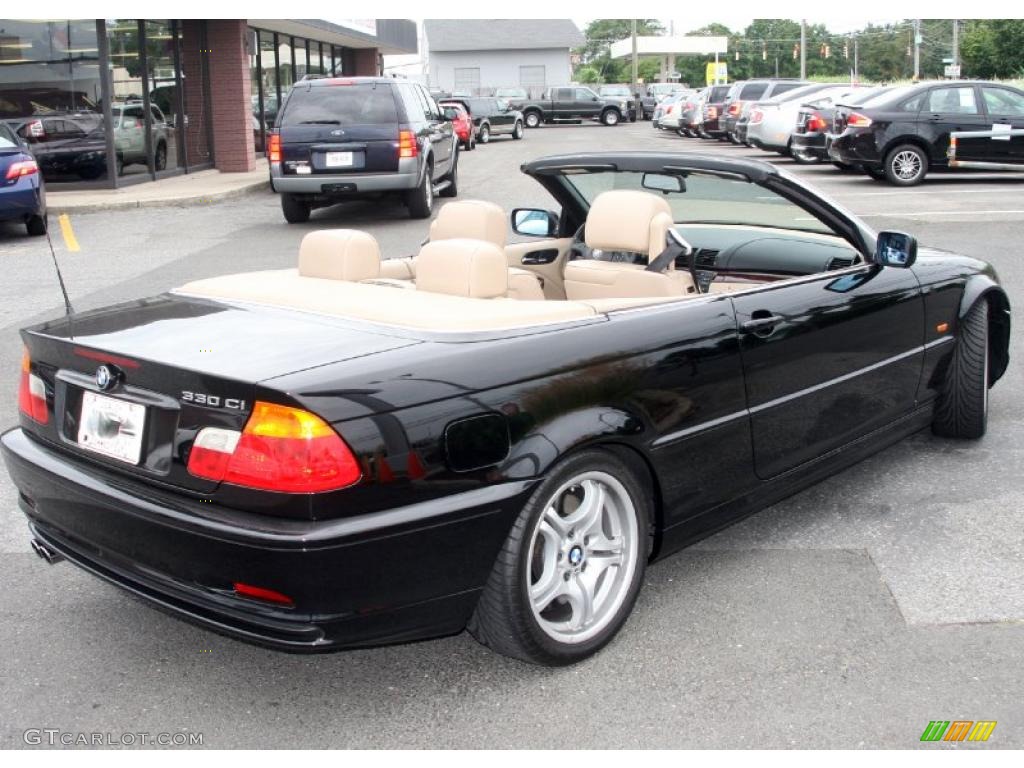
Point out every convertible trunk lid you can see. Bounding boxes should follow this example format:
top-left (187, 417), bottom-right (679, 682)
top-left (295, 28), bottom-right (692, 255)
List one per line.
top-left (19, 293), bottom-right (419, 495)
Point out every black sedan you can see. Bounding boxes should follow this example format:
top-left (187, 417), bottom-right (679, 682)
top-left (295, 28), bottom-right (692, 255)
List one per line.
top-left (2, 151), bottom-right (1010, 665)
top-left (791, 86), bottom-right (892, 166)
top-left (828, 80), bottom-right (1024, 185)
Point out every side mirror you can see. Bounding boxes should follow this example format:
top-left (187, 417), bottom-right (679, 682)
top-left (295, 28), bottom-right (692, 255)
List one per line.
top-left (592, 95), bottom-right (600, 102)
top-left (874, 231), bottom-right (918, 268)
top-left (511, 208), bottom-right (558, 238)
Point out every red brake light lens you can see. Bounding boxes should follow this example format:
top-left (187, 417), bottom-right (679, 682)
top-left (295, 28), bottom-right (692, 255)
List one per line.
top-left (749, 109), bottom-right (764, 124)
top-left (806, 112), bottom-right (827, 132)
top-left (398, 129), bottom-right (418, 159)
top-left (847, 112), bottom-right (873, 128)
top-left (18, 348), bottom-right (48, 424)
top-left (5, 160), bottom-right (38, 180)
top-left (706, 106), bottom-right (718, 119)
top-left (187, 401), bottom-right (361, 493)
top-left (268, 132), bottom-right (281, 163)
top-left (728, 102), bottom-right (741, 116)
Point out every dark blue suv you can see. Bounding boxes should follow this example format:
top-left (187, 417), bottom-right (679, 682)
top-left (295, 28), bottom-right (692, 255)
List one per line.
top-left (269, 77), bottom-right (459, 222)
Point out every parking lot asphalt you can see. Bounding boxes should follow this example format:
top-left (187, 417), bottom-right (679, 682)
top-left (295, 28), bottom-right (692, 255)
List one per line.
top-left (0, 120), bottom-right (1021, 749)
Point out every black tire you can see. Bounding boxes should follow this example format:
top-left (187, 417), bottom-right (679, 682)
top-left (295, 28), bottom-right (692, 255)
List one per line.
top-left (463, 137), bottom-right (474, 151)
top-left (26, 213), bottom-right (47, 237)
top-left (512, 121), bottom-right (524, 140)
top-left (468, 449), bottom-right (651, 666)
top-left (405, 163), bottom-right (433, 219)
top-left (601, 109), bottom-right (620, 126)
top-left (154, 141), bottom-right (167, 171)
top-left (280, 193), bottom-right (311, 224)
top-left (933, 299), bottom-right (990, 439)
top-left (728, 131), bottom-right (742, 145)
top-left (629, 113), bottom-right (637, 123)
top-left (439, 148), bottom-right (458, 198)
top-left (478, 123), bottom-right (490, 144)
top-left (524, 111), bottom-right (542, 129)
top-left (884, 143), bottom-right (929, 186)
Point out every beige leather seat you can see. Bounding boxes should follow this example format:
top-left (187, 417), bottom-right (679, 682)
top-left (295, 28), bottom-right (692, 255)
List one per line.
top-left (379, 200), bottom-right (545, 301)
top-left (298, 229), bottom-right (380, 282)
top-left (416, 238), bottom-right (508, 299)
top-left (563, 190), bottom-right (697, 301)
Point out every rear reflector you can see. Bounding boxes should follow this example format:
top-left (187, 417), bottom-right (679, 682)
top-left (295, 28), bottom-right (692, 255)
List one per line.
top-left (749, 110), bottom-right (764, 124)
top-left (18, 348), bottom-right (48, 424)
top-left (233, 582), bottom-right (294, 606)
top-left (268, 132), bottom-right (281, 163)
top-left (398, 129), bottom-right (418, 159)
top-left (187, 401), bottom-right (361, 493)
top-left (5, 159), bottom-right (38, 180)
top-left (847, 112), bottom-right (873, 128)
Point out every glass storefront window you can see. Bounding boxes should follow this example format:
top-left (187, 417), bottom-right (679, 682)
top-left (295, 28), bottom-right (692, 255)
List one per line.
top-left (145, 20), bottom-right (182, 172)
top-left (249, 28), bottom-right (263, 153)
top-left (107, 19), bottom-right (150, 179)
top-left (0, 20), bottom-right (106, 184)
top-left (278, 36), bottom-right (294, 92)
top-left (308, 40), bottom-right (321, 77)
top-left (260, 32), bottom-right (280, 126)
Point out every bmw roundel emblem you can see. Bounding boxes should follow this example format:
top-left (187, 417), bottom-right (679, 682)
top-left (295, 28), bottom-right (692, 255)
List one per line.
top-left (95, 365), bottom-right (117, 391)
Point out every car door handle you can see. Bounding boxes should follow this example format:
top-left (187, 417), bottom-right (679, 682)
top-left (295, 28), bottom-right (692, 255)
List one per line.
top-left (521, 249), bottom-right (558, 265)
top-left (740, 314), bottom-right (785, 334)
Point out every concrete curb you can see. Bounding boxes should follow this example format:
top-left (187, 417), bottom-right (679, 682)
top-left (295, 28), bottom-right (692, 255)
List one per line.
top-left (47, 179), bottom-right (271, 215)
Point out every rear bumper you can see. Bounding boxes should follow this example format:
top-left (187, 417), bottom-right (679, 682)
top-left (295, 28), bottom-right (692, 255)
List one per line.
top-left (828, 131), bottom-right (883, 167)
top-left (0, 178), bottom-right (44, 220)
top-left (2, 428), bottom-right (531, 652)
top-left (270, 161), bottom-right (419, 195)
top-left (791, 132), bottom-right (827, 159)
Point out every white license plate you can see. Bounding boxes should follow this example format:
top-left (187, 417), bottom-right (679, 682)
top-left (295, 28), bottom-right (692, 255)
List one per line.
top-left (77, 391), bottom-right (146, 465)
top-left (324, 151), bottom-right (354, 168)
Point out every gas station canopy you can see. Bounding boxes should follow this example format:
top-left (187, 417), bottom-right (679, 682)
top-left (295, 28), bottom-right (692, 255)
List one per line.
top-left (609, 36), bottom-right (728, 59)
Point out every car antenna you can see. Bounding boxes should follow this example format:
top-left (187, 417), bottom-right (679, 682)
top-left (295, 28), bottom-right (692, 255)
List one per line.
top-left (34, 177), bottom-right (75, 338)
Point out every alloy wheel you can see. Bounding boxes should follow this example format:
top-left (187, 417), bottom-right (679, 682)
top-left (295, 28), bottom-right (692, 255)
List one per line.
top-left (892, 150), bottom-right (923, 182)
top-left (526, 471), bottom-right (639, 644)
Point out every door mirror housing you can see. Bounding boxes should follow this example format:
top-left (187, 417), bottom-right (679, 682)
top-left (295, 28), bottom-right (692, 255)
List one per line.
top-left (511, 208), bottom-right (558, 238)
top-left (874, 231), bottom-right (918, 268)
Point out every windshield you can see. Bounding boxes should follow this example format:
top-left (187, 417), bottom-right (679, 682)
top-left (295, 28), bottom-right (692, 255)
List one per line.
top-left (281, 83), bottom-right (397, 126)
top-left (0, 123), bottom-right (19, 148)
top-left (561, 169), bottom-right (835, 236)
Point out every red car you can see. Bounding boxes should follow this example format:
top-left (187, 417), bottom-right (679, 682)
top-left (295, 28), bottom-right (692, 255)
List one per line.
top-left (440, 101), bottom-right (475, 151)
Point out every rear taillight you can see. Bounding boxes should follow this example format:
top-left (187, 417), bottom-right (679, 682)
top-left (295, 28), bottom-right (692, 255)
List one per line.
top-left (806, 112), bottom-right (828, 133)
top-left (706, 106), bottom-right (718, 119)
top-left (268, 132), bottom-right (281, 163)
top-left (728, 102), bottom-right (741, 116)
top-left (5, 160), bottom-right (38, 180)
top-left (398, 129), bottom-right (418, 159)
top-left (847, 112), bottom-right (873, 128)
top-left (18, 348), bottom-right (48, 424)
top-left (749, 109), bottom-right (764, 125)
top-left (26, 119), bottom-right (44, 138)
top-left (187, 401), bottom-right (361, 493)
top-left (666, 105), bottom-right (674, 115)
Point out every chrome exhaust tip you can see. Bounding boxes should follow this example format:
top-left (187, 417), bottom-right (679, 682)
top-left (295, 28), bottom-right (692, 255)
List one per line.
top-left (30, 538), bottom-right (64, 565)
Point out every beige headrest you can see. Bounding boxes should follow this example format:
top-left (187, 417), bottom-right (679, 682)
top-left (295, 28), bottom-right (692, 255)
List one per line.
top-left (585, 190), bottom-right (674, 260)
top-left (416, 239), bottom-right (508, 299)
top-left (429, 200), bottom-right (507, 248)
top-left (298, 230), bottom-right (380, 281)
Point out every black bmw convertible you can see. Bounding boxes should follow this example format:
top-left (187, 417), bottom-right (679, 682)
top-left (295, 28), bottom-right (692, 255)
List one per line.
top-left (2, 152), bottom-right (1010, 665)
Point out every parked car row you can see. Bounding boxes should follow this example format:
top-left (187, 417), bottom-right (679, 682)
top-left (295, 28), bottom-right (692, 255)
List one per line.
top-left (664, 78), bottom-right (1024, 186)
top-left (438, 97), bottom-right (525, 150)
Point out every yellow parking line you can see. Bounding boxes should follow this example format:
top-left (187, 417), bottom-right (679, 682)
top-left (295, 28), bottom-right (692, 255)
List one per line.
top-left (58, 214), bottom-right (80, 252)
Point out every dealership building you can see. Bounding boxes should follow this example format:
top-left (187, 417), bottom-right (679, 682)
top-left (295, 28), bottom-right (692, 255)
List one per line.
top-left (0, 18), bottom-right (416, 188)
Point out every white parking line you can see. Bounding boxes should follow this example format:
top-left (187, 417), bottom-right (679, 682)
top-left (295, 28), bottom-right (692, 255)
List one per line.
top-left (859, 210), bottom-right (1024, 217)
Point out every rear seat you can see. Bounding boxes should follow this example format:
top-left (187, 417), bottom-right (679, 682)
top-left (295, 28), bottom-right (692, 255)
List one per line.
top-left (379, 200), bottom-right (546, 301)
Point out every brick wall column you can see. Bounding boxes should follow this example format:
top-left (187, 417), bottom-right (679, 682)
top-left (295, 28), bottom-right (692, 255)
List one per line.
top-left (205, 20), bottom-right (255, 172)
top-left (352, 48), bottom-right (382, 76)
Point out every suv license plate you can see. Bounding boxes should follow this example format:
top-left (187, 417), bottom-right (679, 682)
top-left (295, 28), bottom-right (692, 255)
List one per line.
top-left (324, 151), bottom-right (353, 168)
top-left (77, 391), bottom-right (146, 465)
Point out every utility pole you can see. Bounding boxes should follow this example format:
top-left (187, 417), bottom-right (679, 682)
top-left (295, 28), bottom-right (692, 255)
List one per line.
top-left (630, 19), bottom-right (638, 95)
top-left (853, 33), bottom-right (859, 83)
top-left (952, 19), bottom-right (960, 74)
top-left (913, 19), bottom-right (921, 80)
top-left (799, 19), bottom-right (806, 79)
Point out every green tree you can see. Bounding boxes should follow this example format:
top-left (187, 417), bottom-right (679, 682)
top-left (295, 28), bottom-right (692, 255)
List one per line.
top-left (576, 19), bottom-right (665, 84)
top-left (961, 19), bottom-right (1024, 78)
